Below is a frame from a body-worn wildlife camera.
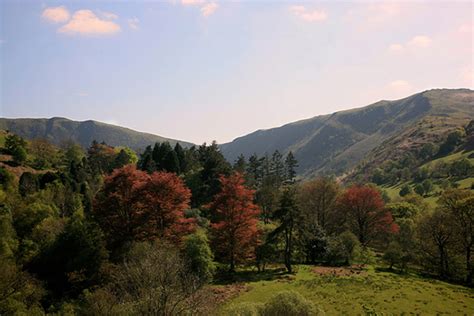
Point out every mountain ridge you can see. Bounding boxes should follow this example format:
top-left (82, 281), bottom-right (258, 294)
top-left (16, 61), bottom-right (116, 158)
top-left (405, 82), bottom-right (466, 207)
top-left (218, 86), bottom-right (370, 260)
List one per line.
top-left (220, 88), bottom-right (474, 177)
top-left (0, 116), bottom-right (194, 150)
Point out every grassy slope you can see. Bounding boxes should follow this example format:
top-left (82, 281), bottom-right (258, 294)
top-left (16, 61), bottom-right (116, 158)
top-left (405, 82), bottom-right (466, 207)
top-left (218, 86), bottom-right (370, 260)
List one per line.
top-left (223, 265), bottom-right (474, 315)
top-left (380, 149), bottom-right (474, 207)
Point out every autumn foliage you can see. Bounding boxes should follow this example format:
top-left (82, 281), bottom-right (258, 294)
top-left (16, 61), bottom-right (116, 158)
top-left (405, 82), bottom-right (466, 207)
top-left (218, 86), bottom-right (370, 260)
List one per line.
top-left (207, 172), bottom-right (261, 271)
top-left (93, 165), bottom-right (193, 249)
top-left (337, 185), bottom-right (398, 246)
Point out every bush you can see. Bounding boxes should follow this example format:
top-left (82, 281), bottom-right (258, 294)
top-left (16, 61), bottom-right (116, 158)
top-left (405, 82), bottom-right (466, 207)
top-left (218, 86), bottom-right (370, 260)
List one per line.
top-left (261, 291), bottom-right (322, 316)
top-left (399, 184), bottom-right (412, 197)
top-left (226, 302), bottom-right (263, 316)
top-left (183, 229), bottom-right (216, 283)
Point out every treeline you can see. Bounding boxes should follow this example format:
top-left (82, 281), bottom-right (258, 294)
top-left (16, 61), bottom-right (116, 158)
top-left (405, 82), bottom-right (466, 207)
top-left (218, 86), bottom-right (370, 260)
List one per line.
top-left (0, 132), bottom-right (472, 315)
top-left (362, 121), bottom-right (474, 186)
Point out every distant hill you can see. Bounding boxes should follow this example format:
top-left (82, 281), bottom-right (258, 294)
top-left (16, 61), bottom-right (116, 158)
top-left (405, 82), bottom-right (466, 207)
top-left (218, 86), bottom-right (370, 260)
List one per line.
top-left (220, 89), bottom-right (474, 177)
top-left (0, 117), bottom-right (194, 150)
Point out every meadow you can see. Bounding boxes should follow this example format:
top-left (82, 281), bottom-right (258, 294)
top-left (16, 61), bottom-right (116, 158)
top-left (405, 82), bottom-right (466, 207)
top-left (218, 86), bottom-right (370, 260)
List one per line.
top-left (222, 265), bottom-right (474, 315)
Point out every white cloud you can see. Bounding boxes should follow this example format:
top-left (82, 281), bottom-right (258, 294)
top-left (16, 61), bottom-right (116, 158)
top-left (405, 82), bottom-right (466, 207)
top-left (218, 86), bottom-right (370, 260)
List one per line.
top-left (290, 5), bottom-right (327, 22)
top-left (407, 35), bottom-right (432, 48)
top-left (388, 35), bottom-right (432, 53)
top-left (388, 43), bottom-right (404, 53)
top-left (181, 0), bottom-right (206, 5)
top-left (42, 6), bottom-right (70, 23)
top-left (128, 17), bottom-right (140, 30)
top-left (76, 92), bottom-right (89, 97)
top-left (200, 3), bottom-right (218, 17)
top-left (366, 3), bottom-right (400, 23)
top-left (100, 11), bottom-right (119, 20)
top-left (58, 10), bottom-right (121, 36)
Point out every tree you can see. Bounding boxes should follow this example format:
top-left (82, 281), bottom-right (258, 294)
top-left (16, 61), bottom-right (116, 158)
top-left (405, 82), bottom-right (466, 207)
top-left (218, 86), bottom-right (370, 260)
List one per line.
top-left (29, 139), bottom-right (59, 169)
top-left (183, 229), bottom-right (216, 283)
top-left (270, 188), bottom-right (299, 273)
top-left (207, 173), bottom-right (260, 272)
top-left (337, 185), bottom-right (398, 246)
top-left (233, 154), bottom-right (247, 174)
top-left (383, 241), bottom-right (403, 270)
top-left (174, 143), bottom-right (186, 173)
top-left (139, 171), bottom-right (193, 242)
top-left (414, 183), bottom-right (425, 196)
top-left (417, 209), bottom-right (454, 279)
top-left (93, 165), bottom-right (193, 252)
top-left (399, 184), bottom-right (412, 197)
top-left (438, 190), bottom-right (474, 284)
top-left (284, 151), bottom-right (298, 182)
top-left (113, 148), bottom-right (137, 170)
top-left (87, 141), bottom-right (117, 174)
top-left (5, 134), bottom-right (27, 165)
top-left (138, 145), bottom-right (156, 173)
top-left (86, 241), bottom-right (209, 315)
top-left (422, 179), bottom-right (434, 196)
top-left (19, 172), bottom-right (39, 197)
top-left (297, 177), bottom-right (340, 232)
top-left (271, 150), bottom-right (285, 185)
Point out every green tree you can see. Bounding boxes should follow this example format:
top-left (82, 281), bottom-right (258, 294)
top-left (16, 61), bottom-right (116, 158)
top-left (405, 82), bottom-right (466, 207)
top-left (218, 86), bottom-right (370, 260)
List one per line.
top-left (5, 134), bottom-right (27, 165)
top-left (284, 151), bottom-right (298, 183)
top-left (399, 184), bottom-right (412, 197)
top-left (270, 188), bottom-right (299, 273)
top-left (183, 229), bottom-right (216, 283)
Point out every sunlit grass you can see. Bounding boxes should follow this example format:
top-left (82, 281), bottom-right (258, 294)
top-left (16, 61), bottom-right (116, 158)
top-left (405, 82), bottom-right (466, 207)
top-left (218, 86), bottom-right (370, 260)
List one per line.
top-left (221, 265), bottom-right (474, 315)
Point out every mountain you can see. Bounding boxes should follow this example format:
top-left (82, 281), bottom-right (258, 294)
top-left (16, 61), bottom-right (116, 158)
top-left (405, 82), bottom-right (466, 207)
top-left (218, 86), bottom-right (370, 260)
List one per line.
top-left (0, 117), bottom-right (194, 150)
top-left (220, 89), bottom-right (474, 177)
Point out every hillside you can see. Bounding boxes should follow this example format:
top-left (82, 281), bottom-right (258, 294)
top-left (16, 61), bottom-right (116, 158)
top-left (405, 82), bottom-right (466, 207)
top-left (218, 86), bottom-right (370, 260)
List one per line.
top-left (220, 89), bottom-right (474, 177)
top-left (0, 117), bottom-right (193, 150)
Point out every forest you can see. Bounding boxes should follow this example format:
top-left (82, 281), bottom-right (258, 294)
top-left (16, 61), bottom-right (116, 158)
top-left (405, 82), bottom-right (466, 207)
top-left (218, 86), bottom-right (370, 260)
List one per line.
top-left (0, 130), bottom-right (473, 315)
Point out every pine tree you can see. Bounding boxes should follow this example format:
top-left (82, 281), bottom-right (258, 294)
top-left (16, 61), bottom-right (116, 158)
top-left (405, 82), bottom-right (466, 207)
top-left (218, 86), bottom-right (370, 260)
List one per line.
top-left (234, 154), bottom-right (247, 174)
top-left (174, 143), bottom-right (186, 173)
top-left (271, 150), bottom-right (285, 185)
top-left (285, 151), bottom-right (298, 182)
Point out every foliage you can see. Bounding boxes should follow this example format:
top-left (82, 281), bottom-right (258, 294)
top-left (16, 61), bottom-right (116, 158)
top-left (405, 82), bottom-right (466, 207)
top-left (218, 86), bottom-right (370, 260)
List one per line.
top-left (208, 173), bottom-right (260, 271)
top-left (184, 229), bottom-right (216, 283)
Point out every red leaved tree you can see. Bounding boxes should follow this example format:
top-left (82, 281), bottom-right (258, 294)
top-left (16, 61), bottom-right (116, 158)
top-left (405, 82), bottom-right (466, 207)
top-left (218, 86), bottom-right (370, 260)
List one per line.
top-left (207, 172), bottom-right (261, 272)
top-left (94, 165), bottom-right (194, 251)
top-left (337, 185), bottom-right (398, 246)
top-left (139, 171), bottom-right (194, 243)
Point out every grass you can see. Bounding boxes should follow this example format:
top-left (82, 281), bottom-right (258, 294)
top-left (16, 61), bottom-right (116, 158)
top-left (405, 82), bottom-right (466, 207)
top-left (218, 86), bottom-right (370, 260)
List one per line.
top-left (221, 265), bottom-right (474, 315)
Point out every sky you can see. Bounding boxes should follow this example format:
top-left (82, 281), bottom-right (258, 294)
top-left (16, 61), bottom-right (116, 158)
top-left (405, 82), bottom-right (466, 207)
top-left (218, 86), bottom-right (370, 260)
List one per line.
top-left (1, 0), bottom-right (473, 144)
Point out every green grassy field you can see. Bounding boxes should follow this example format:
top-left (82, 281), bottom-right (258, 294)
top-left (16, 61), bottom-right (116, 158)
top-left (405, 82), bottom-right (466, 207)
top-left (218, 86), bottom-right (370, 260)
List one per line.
top-left (222, 265), bottom-right (474, 315)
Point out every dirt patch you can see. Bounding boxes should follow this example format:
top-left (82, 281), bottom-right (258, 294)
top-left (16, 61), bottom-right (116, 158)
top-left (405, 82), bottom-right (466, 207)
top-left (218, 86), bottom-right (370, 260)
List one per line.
top-left (312, 265), bottom-right (367, 277)
top-left (209, 283), bottom-right (251, 305)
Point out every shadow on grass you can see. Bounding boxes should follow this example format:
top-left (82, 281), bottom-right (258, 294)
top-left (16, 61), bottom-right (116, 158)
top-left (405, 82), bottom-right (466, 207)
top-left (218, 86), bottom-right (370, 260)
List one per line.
top-left (213, 267), bottom-right (290, 285)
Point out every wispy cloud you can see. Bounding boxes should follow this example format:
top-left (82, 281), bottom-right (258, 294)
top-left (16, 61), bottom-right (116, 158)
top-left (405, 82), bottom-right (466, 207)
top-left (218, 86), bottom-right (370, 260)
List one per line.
top-left (128, 17), bottom-right (140, 30)
top-left (201, 3), bottom-right (218, 17)
top-left (181, 0), bottom-right (206, 5)
top-left (388, 35), bottom-right (432, 53)
top-left (42, 6), bottom-right (70, 23)
top-left (290, 5), bottom-right (327, 22)
top-left (76, 92), bottom-right (89, 97)
top-left (179, 0), bottom-right (219, 17)
top-left (58, 10), bottom-right (121, 36)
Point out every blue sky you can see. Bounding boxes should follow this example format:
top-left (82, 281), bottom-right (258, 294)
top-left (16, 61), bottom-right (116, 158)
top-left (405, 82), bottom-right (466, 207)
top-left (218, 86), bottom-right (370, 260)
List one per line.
top-left (1, 1), bottom-right (472, 144)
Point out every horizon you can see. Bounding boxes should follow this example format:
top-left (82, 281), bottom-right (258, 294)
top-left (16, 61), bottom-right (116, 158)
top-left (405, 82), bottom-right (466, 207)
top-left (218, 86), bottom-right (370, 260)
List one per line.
top-left (1, 86), bottom-right (471, 145)
top-left (1, 1), bottom-right (473, 143)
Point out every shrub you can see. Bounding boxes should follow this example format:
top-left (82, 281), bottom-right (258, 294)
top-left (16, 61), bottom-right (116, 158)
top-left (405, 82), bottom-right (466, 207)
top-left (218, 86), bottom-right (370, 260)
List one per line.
top-left (226, 302), bottom-right (263, 316)
top-left (261, 291), bottom-right (322, 316)
top-left (399, 184), bottom-right (412, 197)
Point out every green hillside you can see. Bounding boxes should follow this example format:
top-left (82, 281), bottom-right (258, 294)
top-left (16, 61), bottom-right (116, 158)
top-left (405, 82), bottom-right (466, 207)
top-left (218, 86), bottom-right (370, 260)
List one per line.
top-left (220, 89), bottom-right (474, 177)
top-left (0, 117), bottom-right (194, 151)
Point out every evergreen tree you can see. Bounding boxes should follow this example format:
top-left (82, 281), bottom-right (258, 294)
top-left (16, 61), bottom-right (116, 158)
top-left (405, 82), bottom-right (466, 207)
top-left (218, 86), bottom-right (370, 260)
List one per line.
top-left (163, 150), bottom-right (180, 174)
top-left (271, 150), bottom-right (285, 185)
top-left (138, 146), bottom-right (156, 173)
top-left (270, 188), bottom-right (300, 273)
top-left (285, 151), bottom-right (298, 182)
top-left (174, 143), bottom-right (186, 173)
top-left (233, 154), bottom-right (247, 174)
